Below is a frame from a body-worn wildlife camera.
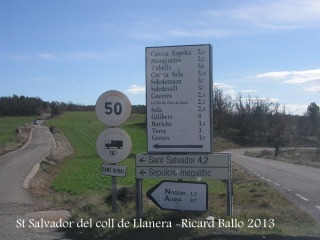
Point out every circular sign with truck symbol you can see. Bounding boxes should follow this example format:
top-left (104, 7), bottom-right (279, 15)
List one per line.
top-left (96, 127), bottom-right (132, 163)
top-left (96, 90), bottom-right (132, 126)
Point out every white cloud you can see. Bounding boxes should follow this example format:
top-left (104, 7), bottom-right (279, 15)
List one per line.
top-left (31, 76), bottom-right (55, 83)
top-left (38, 53), bottom-right (58, 60)
top-left (167, 28), bottom-right (239, 38)
top-left (255, 68), bottom-right (320, 93)
top-left (241, 89), bottom-right (257, 93)
top-left (208, 0), bottom-right (320, 40)
top-left (256, 97), bottom-right (280, 103)
top-left (213, 82), bottom-right (237, 98)
top-left (126, 85), bottom-right (145, 94)
top-left (6, 51), bottom-right (107, 62)
top-left (67, 52), bottom-right (105, 60)
top-left (227, 0), bottom-right (320, 29)
top-left (129, 0), bottom-right (320, 41)
top-left (214, 82), bottom-right (234, 89)
top-left (285, 104), bottom-right (309, 115)
top-left (256, 71), bottom-right (291, 79)
top-left (303, 84), bottom-right (320, 92)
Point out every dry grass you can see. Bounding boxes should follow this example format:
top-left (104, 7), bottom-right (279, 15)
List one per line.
top-left (30, 151), bottom-right (320, 239)
top-left (245, 148), bottom-right (320, 168)
top-left (28, 113), bottom-right (320, 239)
top-left (30, 162), bottom-right (320, 239)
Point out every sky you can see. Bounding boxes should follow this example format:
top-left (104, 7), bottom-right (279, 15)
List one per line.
top-left (1, 0), bottom-right (320, 115)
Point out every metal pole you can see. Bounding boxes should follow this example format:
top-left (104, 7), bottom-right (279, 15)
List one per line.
top-left (112, 176), bottom-right (117, 213)
top-left (136, 178), bottom-right (143, 219)
top-left (227, 155), bottom-right (233, 216)
top-left (226, 179), bottom-right (233, 216)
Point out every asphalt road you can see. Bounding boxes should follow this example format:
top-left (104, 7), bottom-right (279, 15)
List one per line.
top-left (1, 124), bottom-right (319, 238)
top-left (229, 148), bottom-right (320, 224)
top-left (0, 124), bottom-right (65, 239)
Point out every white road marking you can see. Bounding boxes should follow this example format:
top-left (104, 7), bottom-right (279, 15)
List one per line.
top-left (295, 193), bottom-right (309, 202)
top-left (282, 186), bottom-right (292, 192)
top-left (316, 206), bottom-right (320, 211)
top-left (273, 182), bottom-right (280, 186)
top-left (246, 167), bottom-right (253, 171)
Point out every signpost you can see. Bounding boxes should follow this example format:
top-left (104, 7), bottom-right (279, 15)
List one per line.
top-left (96, 90), bottom-right (132, 212)
top-left (147, 181), bottom-right (208, 212)
top-left (136, 44), bottom-right (233, 219)
top-left (146, 44), bottom-right (212, 153)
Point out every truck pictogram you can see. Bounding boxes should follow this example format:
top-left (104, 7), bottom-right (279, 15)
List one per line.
top-left (105, 140), bottom-right (123, 149)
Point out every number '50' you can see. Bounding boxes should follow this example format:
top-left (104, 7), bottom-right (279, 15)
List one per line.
top-left (105, 102), bottom-right (122, 115)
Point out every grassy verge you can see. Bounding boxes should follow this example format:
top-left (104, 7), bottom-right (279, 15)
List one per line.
top-left (32, 112), bottom-right (320, 239)
top-left (57, 164), bottom-right (319, 240)
top-left (0, 116), bottom-right (35, 155)
top-left (245, 148), bottom-right (320, 168)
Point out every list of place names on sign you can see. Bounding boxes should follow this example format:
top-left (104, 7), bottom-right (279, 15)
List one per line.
top-left (146, 44), bottom-right (212, 153)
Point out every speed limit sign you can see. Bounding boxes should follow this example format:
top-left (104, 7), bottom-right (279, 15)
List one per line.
top-left (96, 90), bottom-right (132, 126)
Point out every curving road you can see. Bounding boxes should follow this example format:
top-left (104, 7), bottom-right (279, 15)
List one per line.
top-left (0, 124), bottom-right (65, 239)
top-left (1, 124), bottom-right (319, 238)
top-left (228, 148), bottom-right (320, 224)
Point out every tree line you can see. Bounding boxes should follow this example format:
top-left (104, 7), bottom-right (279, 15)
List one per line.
top-left (0, 95), bottom-right (147, 117)
top-left (212, 87), bottom-right (320, 157)
top-left (0, 95), bottom-right (94, 117)
top-left (1, 93), bottom-right (319, 157)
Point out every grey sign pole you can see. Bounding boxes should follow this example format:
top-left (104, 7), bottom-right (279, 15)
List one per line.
top-left (227, 157), bottom-right (233, 216)
top-left (136, 178), bottom-right (143, 219)
top-left (227, 180), bottom-right (233, 216)
top-left (112, 176), bottom-right (117, 213)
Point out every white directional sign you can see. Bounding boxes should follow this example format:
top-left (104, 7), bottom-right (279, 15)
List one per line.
top-left (96, 90), bottom-right (132, 126)
top-left (136, 166), bottom-right (229, 180)
top-left (101, 164), bottom-right (127, 177)
top-left (136, 153), bottom-right (231, 180)
top-left (96, 128), bottom-right (132, 164)
top-left (147, 181), bottom-right (208, 212)
top-left (136, 153), bottom-right (230, 167)
top-left (146, 44), bottom-right (212, 153)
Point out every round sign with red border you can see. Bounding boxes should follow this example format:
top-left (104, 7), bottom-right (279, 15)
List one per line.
top-left (96, 90), bottom-right (132, 126)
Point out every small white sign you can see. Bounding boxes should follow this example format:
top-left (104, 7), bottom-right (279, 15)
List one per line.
top-left (147, 181), bottom-right (208, 212)
top-left (136, 166), bottom-right (229, 180)
top-left (96, 90), bottom-right (132, 126)
top-left (96, 128), bottom-right (132, 163)
top-left (101, 164), bottom-right (127, 177)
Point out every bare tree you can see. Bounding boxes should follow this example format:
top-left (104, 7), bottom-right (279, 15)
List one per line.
top-left (213, 87), bottom-right (232, 131)
top-left (234, 94), bottom-right (257, 135)
top-left (268, 105), bottom-right (295, 157)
